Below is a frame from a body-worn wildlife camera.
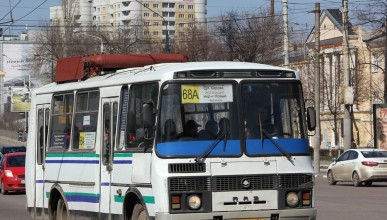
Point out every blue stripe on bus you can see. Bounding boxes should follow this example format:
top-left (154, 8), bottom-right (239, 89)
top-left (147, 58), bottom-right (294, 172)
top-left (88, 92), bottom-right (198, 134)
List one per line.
top-left (157, 140), bottom-right (241, 156)
top-left (101, 182), bottom-right (110, 186)
top-left (113, 160), bottom-right (132, 164)
top-left (36, 180), bottom-right (45, 183)
top-left (245, 139), bottom-right (309, 155)
top-left (65, 194), bottom-right (100, 203)
top-left (45, 160), bottom-right (99, 164)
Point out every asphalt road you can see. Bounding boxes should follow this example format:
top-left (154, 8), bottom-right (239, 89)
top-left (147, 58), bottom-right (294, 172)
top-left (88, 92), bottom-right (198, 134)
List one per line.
top-left (1, 175), bottom-right (387, 220)
top-left (315, 174), bottom-right (387, 220)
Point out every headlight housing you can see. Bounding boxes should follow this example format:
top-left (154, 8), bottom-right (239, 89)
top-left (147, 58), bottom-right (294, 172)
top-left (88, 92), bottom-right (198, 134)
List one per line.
top-left (187, 194), bottom-right (201, 210)
top-left (286, 192), bottom-right (299, 208)
top-left (5, 170), bottom-right (14, 178)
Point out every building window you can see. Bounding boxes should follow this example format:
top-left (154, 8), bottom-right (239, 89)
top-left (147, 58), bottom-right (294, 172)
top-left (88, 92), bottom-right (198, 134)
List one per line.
top-left (144, 12), bottom-right (150, 17)
top-left (153, 4), bottom-right (158, 8)
top-left (144, 3), bottom-right (149, 7)
top-left (162, 3), bottom-right (168, 8)
top-left (169, 12), bottom-right (175, 17)
top-left (179, 14), bottom-right (184, 18)
top-left (188, 5), bottom-right (193, 10)
top-left (144, 22), bottom-right (150, 26)
top-left (144, 31), bottom-right (150, 36)
top-left (179, 23), bottom-right (184, 27)
top-left (188, 14), bottom-right (193, 18)
top-left (179, 5), bottom-right (184, 9)
top-left (153, 31), bottom-right (159, 35)
top-left (153, 22), bottom-right (159, 26)
top-left (153, 13), bottom-right (159, 18)
top-left (188, 23), bottom-right (193, 28)
top-left (169, 21), bottom-right (175, 26)
top-left (169, 3), bottom-right (175, 8)
top-left (163, 12), bottom-right (168, 17)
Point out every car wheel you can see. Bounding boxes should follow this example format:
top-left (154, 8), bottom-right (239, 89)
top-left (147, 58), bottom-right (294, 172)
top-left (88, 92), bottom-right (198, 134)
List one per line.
top-left (131, 203), bottom-right (149, 220)
top-left (352, 171), bottom-right (361, 187)
top-left (327, 170), bottom-right (337, 185)
top-left (1, 182), bottom-right (8, 195)
top-left (364, 181), bottom-right (373, 186)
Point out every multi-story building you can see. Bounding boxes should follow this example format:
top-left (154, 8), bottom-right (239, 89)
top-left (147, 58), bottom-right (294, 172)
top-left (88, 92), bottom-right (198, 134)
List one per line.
top-left (50, 0), bottom-right (207, 48)
top-left (289, 9), bottom-right (385, 149)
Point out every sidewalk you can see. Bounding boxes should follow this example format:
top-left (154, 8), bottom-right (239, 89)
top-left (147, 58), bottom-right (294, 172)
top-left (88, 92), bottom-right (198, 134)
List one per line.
top-left (0, 128), bottom-right (26, 146)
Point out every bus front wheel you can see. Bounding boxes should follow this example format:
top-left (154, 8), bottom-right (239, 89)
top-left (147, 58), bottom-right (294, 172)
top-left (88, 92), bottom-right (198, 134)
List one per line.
top-left (131, 203), bottom-right (149, 220)
top-left (56, 197), bottom-right (70, 220)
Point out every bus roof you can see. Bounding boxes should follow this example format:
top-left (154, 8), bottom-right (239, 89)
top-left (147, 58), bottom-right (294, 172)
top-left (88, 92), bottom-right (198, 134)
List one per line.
top-left (33, 61), bottom-right (298, 95)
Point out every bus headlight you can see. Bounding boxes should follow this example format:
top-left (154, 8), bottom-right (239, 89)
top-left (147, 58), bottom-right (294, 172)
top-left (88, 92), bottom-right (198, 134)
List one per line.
top-left (187, 194), bottom-right (201, 210)
top-left (286, 192), bottom-right (299, 208)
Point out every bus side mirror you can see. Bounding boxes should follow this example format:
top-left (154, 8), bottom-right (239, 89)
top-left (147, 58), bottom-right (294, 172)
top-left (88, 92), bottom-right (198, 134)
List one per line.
top-left (307, 107), bottom-right (316, 131)
top-left (142, 102), bottom-right (155, 128)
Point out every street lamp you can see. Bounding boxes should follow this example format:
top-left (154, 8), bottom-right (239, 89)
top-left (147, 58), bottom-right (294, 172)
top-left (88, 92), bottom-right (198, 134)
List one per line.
top-left (73, 29), bottom-right (104, 54)
top-left (135, 0), bottom-right (170, 53)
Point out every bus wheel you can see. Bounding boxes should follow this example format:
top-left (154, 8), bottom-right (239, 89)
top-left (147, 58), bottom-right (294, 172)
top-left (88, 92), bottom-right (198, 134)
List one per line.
top-left (131, 203), bottom-right (149, 220)
top-left (56, 197), bottom-right (69, 220)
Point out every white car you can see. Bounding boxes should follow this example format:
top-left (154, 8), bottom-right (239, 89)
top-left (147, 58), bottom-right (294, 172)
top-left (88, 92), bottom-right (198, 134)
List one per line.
top-left (327, 148), bottom-right (387, 187)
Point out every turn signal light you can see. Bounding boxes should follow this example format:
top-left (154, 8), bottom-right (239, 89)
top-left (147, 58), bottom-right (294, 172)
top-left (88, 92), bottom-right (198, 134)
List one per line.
top-left (302, 192), bottom-right (311, 206)
top-left (362, 161), bottom-right (379, 167)
top-left (171, 195), bottom-right (181, 210)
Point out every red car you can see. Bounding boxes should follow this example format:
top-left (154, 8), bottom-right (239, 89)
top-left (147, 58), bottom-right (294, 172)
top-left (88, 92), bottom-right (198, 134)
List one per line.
top-left (0, 152), bottom-right (26, 194)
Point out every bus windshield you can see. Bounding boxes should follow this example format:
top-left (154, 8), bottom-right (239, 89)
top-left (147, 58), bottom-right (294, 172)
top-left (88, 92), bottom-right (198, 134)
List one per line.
top-left (242, 81), bottom-right (308, 156)
top-left (157, 82), bottom-right (240, 157)
top-left (156, 81), bottom-right (309, 158)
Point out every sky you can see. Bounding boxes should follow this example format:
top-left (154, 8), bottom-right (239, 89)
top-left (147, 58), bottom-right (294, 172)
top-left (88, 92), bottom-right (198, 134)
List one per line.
top-left (0, 0), bottom-right (369, 37)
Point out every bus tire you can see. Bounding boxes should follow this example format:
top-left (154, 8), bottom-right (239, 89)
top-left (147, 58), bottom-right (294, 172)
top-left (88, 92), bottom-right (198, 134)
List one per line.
top-left (131, 203), bottom-right (149, 220)
top-left (56, 197), bottom-right (70, 220)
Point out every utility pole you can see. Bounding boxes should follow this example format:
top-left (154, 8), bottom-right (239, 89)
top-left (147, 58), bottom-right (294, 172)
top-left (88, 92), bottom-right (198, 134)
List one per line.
top-left (270, 0), bottom-right (275, 17)
top-left (283, 0), bottom-right (289, 67)
top-left (342, 0), bottom-right (353, 151)
top-left (313, 3), bottom-right (321, 174)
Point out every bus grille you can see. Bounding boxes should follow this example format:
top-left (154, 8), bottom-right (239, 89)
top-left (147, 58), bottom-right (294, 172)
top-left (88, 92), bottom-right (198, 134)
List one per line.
top-left (169, 174), bottom-right (312, 192)
top-left (169, 163), bottom-right (206, 173)
top-left (169, 177), bottom-right (211, 192)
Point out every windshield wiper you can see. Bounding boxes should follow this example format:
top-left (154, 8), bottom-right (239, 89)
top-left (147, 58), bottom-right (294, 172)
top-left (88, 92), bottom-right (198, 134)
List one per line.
top-left (195, 130), bottom-right (228, 163)
top-left (261, 129), bottom-right (294, 165)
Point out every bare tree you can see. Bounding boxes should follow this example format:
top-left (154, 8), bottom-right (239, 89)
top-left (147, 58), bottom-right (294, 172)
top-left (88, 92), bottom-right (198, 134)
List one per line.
top-left (214, 9), bottom-right (282, 64)
top-left (174, 25), bottom-right (225, 61)
top-left (357, 0), bottom-right (387, 102)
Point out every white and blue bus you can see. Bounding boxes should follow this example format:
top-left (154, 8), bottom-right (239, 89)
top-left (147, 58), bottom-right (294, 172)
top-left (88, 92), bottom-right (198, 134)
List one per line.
top-left (26, 54), bottom-right (317, 220)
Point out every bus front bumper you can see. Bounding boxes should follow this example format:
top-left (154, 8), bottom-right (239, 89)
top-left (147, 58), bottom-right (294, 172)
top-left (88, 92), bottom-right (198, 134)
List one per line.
top-left (155, 208), bottom-right (317, 220)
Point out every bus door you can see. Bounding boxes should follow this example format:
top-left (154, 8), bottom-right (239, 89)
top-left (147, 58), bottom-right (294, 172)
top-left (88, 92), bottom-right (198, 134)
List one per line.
top-left (35, 104), bottom-right (50, 217)
top-left (100, 98), bottom-right (119, 215)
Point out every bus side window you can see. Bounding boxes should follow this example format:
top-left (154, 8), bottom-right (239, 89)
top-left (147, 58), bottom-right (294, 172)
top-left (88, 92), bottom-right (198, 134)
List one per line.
top-left (73, 90), bottom-right (100, 150)
top-left (126, 83), bottom-right (158, 148)
top-left (49, 94), bottom-right (74, 150)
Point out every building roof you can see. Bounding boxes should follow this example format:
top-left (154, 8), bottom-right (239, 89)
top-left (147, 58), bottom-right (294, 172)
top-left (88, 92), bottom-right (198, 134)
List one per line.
top-left (306, 9), bottom-right (356, 45)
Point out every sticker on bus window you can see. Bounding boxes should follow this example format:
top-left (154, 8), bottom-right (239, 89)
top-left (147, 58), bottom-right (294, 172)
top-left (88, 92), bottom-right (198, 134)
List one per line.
top-left (79, 132), bottom-right (96, 149)
top-left (181, 84), bottom-right (233, 104)
top-left (83, 115), bottom-right (91, 126)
